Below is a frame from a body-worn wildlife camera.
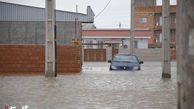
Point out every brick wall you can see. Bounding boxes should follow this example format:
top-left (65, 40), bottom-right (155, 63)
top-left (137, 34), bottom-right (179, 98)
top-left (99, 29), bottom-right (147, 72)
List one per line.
top-left (135, 5), bottom-right (176, 13)
top-left (112, 48), bottom-right (118, 59)
top-left (171, 49), bottom-right (176, 60)
top-left (0, 45), bottom-right (81, 75)
top-left (148, 30), bottom-right (154, 45)
top-left (57, 45), bottom-right (81, 74)
top-left (135, 13), bottom-right (154, 29)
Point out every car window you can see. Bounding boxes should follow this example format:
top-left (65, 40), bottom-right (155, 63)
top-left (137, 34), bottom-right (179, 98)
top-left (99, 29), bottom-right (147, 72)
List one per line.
top-left (113, 55), bottom-right (138, 63)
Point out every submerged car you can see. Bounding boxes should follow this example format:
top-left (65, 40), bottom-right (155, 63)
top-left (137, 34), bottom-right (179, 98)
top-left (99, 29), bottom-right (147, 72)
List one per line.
top-left (108, 54), bottom-right (143, 71)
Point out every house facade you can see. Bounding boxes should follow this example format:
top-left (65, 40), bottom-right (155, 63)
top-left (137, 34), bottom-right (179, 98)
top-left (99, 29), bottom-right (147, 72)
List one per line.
top-left (82, 29), bottom-right (151, 49)
top-left (134, 5), bottom-right (176, 48)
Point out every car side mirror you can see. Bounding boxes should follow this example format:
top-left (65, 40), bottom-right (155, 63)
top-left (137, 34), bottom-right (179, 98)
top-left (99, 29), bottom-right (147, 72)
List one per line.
top-left (108, 60), bottom-right (112, 63)
top-left (139, 61), bottom-right (144, 64)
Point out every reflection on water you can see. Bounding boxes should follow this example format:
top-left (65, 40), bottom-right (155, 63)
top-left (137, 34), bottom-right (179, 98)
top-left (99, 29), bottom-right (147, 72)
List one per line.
top-left (0, 62), bottom-right (176, 109)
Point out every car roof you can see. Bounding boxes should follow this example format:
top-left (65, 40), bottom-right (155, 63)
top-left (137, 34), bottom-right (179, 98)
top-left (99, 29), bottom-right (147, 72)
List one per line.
top-left (115, 54), bottom-right (137, 57)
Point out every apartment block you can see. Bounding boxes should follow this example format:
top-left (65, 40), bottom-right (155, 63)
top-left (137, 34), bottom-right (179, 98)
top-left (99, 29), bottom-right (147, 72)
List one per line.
top-left (135, 5), bottom-right (176, 48)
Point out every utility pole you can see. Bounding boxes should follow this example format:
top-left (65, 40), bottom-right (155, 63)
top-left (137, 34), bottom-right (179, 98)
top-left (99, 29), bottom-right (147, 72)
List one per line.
top-left (130, 0), bottom-right (135, 54)
top-left (177, 0), bottom-right (194, 108)
top-left (75, 5), bottom-right (79, 38)
top-left (76, 5), bottom-right (79, 38)
top-left (162, 0), bottom-right (171, 78)
top-left (45, 0), bottom-right (56, 77)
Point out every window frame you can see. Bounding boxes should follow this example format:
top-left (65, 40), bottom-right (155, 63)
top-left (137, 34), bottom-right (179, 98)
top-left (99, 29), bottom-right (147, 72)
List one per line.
top-left (138, 17), bottom-right (147, 23)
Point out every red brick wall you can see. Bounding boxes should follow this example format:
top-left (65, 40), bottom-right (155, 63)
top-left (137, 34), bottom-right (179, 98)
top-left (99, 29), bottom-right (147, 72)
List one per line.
top-left (135, 13), bottom-right (154, 29)
top-left (147, 30), bottom-right (154, 46)
top-left (0, 45), bottom-right (81, 75)
top-left (112, 48), bottom-right (118, 59)
top-left (171, 49), bottom-right (176, 60)
top-left (57, 45), bottom-right (81, 74)
top-left (135, 5), bottom-right (176, 13)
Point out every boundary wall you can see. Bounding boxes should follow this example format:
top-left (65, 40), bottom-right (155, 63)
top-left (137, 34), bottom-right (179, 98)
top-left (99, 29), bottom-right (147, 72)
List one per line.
top-left (0, 45), bottom-right (81, 75)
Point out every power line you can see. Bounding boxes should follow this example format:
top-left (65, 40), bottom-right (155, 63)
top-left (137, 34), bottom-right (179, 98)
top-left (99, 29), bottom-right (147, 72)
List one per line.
top-left (94, 0), bottom-right (112, 19)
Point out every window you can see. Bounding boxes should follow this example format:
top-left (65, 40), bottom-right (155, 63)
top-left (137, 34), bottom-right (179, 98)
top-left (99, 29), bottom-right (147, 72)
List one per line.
top-left (89, 40), bottom-right (93, 48)
top-left (171, 14), bottom-right (176, 24)
top-left (160, 33), bottom-right (162, 42)
top-left (171, 30), bottom-right (176, 42)
top-left (160, 16), bottom-right (162, 25)
top-left (138, 17), bottom-right (147, 23)
top-left (174, 17), bottom-right (176, 24)
top-left (86, 40), bottom-right (93, 48)
top-left (154, 36), bottom-right (158, 43)
top-left (156, 21), bottom-right (159, 26)
top-left (97, 40), bottom-right (103, 48)
top-left (84, 40), bottom-right (89, 48)
top-left (172, 17), bottom-right (176, 24)
top-left (174, 34), bottom-right (176, 41)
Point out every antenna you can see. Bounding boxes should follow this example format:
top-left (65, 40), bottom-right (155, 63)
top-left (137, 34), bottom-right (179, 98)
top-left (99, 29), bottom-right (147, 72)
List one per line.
top-left (119, 23), bottom-right (121, 29)
top-left (76, 5), bottom-right (78, 13)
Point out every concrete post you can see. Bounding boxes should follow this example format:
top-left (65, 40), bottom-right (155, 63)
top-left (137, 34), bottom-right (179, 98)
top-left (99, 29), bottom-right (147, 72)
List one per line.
top-left (45, 0), bottom-right (56, 77)
top-left (130, 0), bottom-right (135, 54)
top-left (177, 0), bottom-right (194, 108)
top-left (162, 0), bottom-right (171, 78)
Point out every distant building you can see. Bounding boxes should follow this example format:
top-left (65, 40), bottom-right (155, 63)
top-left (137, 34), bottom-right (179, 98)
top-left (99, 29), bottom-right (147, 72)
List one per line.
top-left (82, 29), bottom-right (151, 49)
top-left (0, 1), bottom-right (95, 45)
top-left (134, 5), bottom-right (176, 48)
top-left (0, 2), bottom-right (94, 22)
top-left (82, 23), bottom-right (96, 29)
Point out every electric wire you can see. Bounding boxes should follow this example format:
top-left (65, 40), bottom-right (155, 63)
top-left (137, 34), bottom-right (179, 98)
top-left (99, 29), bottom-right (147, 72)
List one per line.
top-left (94, 0), bottom-right (112, 20)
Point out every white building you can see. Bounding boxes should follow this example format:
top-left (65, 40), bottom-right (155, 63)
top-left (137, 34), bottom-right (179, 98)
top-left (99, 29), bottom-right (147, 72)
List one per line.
top-left (82, 29), bottom-right (151, 49)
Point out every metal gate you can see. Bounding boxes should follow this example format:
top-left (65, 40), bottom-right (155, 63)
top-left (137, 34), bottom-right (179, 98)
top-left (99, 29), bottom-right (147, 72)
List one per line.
top-left (84, 49), bottom-right (106, 62)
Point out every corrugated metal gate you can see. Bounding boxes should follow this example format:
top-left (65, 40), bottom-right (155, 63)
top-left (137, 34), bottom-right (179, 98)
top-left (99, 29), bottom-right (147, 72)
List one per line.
top-left (84, 49), bottom-right (106, 62)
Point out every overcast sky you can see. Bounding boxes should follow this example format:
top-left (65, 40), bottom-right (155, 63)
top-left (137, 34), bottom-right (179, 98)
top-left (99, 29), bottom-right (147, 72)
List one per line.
top-left (1, 0), bottom-right (176, 29)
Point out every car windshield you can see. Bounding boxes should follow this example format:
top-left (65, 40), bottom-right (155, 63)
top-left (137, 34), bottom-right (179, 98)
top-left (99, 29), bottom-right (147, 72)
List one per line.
top-left (113, 55), bottom-right (138, 63)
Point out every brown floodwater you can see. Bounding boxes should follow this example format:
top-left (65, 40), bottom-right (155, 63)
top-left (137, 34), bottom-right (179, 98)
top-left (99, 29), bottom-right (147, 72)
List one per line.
top-left (0, 62), bottom-right (177, 109)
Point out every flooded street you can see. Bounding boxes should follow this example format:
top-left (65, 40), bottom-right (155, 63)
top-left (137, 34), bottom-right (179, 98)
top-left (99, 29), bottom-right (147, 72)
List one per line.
top-left (0, 62), bottom-right (177, 109)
